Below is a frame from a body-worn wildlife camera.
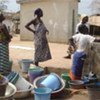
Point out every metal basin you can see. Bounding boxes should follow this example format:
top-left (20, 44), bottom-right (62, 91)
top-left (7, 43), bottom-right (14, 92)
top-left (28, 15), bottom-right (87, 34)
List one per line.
top-left (68, 80), bottom-right (85, 89)
top-left (33, 75), bottom-right (65, 94)
top-left (14, 83), bottom-right (33, 99)
top-left (0, 82), bottom-right (16, 100)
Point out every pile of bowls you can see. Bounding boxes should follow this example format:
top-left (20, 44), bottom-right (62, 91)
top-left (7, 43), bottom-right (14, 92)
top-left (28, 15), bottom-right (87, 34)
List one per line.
top-left (14, 83), bottom-right (33, 99)
top-left (68, 80), bottom-right (85, 89)
top-left (33, 73), bottom-right (65, 97)
top-left (7, 71), bottom-right (34, 99)
top-left (0, 82), bottom-right (16, 100)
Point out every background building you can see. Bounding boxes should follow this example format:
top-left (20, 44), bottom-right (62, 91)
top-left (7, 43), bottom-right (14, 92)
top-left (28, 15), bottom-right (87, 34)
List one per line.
top-left (17, 0), bottom-right (79, 43)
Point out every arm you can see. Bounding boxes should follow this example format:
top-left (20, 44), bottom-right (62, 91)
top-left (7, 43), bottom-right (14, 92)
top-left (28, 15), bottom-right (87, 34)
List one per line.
top-left (94, 38), bottom-right (100, 42)
top-left (68, 38), bottom-right (76, 47)
top-left (2, 24), bottom-right (12, 42)
top-left (25, 20), bottom-right (35, 33)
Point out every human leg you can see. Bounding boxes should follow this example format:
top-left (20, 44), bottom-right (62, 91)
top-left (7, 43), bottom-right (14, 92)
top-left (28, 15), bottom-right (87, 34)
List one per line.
top-left (34, 62), bottom-right (39, 66)
top-left (64, 45), bottom-right (75, 59)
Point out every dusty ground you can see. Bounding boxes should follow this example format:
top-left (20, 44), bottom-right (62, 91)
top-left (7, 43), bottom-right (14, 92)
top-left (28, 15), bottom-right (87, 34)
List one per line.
top-left (9, 34), bottom-right (89, 100)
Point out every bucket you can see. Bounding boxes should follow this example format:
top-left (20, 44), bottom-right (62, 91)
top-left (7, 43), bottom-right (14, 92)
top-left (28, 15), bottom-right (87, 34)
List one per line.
top-left (18, 59), bottom-right (33, 73)
top-left (61, 73), bottom-right (71, 88)
top-left (7, 71), bottom-right (19, 85)
top-left (34, 87), bottom-right (52, 100)
top-left (86, 84), bottom-right (100, 100)
top-left (28, 66), bottom-right (44, 83)
top-left (0, 75), bottom-right (8, 96)
top-left (7, 72), bottom-right (31, 91)
top-left (40, 73), bottom-right (61, 91)
top-left (14, 75), bottom-right (31, 90)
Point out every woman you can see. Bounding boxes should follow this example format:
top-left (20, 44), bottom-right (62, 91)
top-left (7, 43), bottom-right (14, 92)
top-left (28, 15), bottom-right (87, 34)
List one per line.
top-left (25, 8), bottom-right (51, 66)
top-left (69, 24), bottom-right (100, 80)
top-left (0, 13), bottom-right (12, 75)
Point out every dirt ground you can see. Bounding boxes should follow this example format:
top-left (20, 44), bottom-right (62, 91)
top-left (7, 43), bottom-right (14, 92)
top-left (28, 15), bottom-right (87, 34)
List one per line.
top-left (9, 34), bottom-right (89, 100)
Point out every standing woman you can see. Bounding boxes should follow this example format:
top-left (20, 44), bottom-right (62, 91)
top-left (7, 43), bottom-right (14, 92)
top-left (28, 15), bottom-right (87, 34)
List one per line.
top-left (25, 8), bottom-right (51, 66)
top-left (0, 13), bottom-right (12, 75)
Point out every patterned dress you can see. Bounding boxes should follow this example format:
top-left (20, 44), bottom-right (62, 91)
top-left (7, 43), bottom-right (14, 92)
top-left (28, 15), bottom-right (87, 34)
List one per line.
top-left (33, 20), bottom-right (51, 62)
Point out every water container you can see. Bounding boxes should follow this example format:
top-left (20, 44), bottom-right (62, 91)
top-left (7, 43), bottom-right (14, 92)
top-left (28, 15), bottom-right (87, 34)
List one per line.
top-left (28, 66), bottom-right (44, 83)
top-left (7, 72), bottom-right (31, 90)
top-left (40, 73), bottom-right (61, 91)
top-left (18, 59), bottom-right (33, 73)
top-left (34, 87), bottom-right (52, 100)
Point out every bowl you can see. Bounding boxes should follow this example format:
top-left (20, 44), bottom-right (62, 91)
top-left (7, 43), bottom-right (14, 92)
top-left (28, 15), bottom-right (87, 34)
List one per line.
top-left (68, 80), bottom-right (85, 89)
top-left (14, 83), bottom-right (33, 99)
top-left (33, 75), bottom-right (65, 94)
top-left (0, 76), bottom-right (9, 96)
top-left (0, 82), bottom-right (16, 99)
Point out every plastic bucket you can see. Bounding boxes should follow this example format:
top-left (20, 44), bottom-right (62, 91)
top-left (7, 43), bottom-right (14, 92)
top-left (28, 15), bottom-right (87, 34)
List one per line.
top-left (40, 73), bottom-right (61, 91)
top-left (7, 72), bottom-right (19, 85)
top-left (0, 75), bottom-right (8, 96)
top-left (18, 59), bottom-right (33, 73)
top-left (61, 73), bottom-right (71, 88)
top-left (15, 75), bottom-right (32, 90)
top-left (28, 67), bottom-right (44, 83)
top-left (34, 87), bottom-right (52, 100)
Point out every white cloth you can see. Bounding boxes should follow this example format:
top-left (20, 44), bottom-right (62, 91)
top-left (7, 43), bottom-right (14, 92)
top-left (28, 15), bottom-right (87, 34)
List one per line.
top-left (72, 33), bottom-right (95, 52)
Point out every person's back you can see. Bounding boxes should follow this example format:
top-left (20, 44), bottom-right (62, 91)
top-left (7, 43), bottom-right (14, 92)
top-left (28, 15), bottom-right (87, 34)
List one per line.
top-left (73, 24), bottom-right (95, 52)
top-left (69, 24), bottom-right (95, 80)
top-left (64, 15), bottom-right (90, 59)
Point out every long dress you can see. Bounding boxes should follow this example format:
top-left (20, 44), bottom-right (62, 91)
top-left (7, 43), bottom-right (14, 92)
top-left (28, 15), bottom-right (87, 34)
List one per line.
top-left (33, 20), bottom-right (51, 62)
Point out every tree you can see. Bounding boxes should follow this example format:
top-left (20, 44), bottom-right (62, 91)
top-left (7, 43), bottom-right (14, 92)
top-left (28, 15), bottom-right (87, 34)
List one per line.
top-left (0, 0), bottom-right (8, 12)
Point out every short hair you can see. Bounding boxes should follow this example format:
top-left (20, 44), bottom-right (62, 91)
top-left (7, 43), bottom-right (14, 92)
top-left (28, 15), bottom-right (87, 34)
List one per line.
top-left (0, 13), bottom-right (5, 22)
top-left (34, 8), bottom-right (43, 16)
top-left (82, 16), bottom-right (88, 21)
top-left (78, 24), bottom-right (88, 34)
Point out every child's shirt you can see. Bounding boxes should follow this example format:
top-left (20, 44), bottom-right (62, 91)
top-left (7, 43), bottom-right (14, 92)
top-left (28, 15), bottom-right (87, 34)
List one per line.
top-left (72, 33), bottom-right (95, 52)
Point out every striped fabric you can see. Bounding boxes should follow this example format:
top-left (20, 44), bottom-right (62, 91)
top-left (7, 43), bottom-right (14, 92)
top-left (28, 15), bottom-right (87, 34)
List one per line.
top-left (0, 43), bottom-right (11, 75)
